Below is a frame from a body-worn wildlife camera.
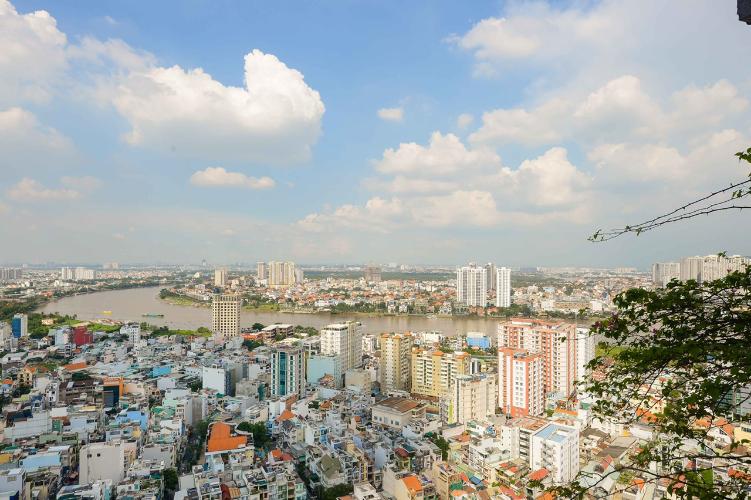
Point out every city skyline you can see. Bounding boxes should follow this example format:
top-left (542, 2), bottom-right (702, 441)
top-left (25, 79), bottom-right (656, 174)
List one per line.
top-left (0, 0), bottom-right (750, 267)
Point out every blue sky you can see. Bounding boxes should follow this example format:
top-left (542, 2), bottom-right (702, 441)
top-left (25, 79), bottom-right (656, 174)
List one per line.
top-left (1, 0), bottom-right (750, 267)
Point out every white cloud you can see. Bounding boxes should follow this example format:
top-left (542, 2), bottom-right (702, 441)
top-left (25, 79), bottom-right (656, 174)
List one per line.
top-left (107, 50), bottom-right (324, 164)
top-left (456, 113), bottom-right (474, 129)
top-left (7, 178), bottom-right (80, 201)
top-left (0, 107), bottom-right (76, 176)
top-left (375, 131), bottom-right (501, 176)
top-left (190, 167), bottom-right (275, 190)
top-left (469, 98), bottom-right (569, 146)
top-left (297, 197), bottom-right (404, 234)
top-left (0, 0), bottom-right (68, 104)
top-left (377, 107), bottom-right (404, 122)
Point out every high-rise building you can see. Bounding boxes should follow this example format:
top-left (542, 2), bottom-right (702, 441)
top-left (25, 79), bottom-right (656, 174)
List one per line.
top-left (61, 267), bottom-right (74, 280)
top-left (411, 349), bottom-right (470, 399)
top-left (320, 322), bottom-right (363, 381)
top-left (484, 263), bottom-right (496, 291)
top-left (495, 267), bottom-right (511, 308)
top-left (67, 267), bottom-right (96, 280)
top-left (271, 344), bottom-right (305, 397)
top-left (268, 261), bottom-right (297, 287)
top-left (679, 255), bottom-right (750, 283)
top-left (498, 319), bottom-right (577, 397)
top-left (530, 424), bottom-right (580, 484)
top-left (652, 262), bottom-right (680, 287)
top-left (214, 268), bottom-right (227, 287)
top-left (11, 314), bottom-right (27, 339)
top-left (364, 265), bottom-right (382, 283)
top-left (456, 264), bottom-right (487, 307)
top-left (575, 327), bottom-right (595, 384)
top-left (497, 347), bottom-right (545, 417)
top-left (444, 373), bottom-right (497, 425)
top-left (211, 293), bottom-right (241, 340)
top-left (0, 268), bottom-right (22, 282)
top-left (379, 333), bottom-right (413, 392)
top-left (256, 262), bottom-right (267, 281)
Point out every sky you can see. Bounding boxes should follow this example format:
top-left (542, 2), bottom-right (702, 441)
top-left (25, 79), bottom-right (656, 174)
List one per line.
top-left (1, 0), bottom-right (750, 267)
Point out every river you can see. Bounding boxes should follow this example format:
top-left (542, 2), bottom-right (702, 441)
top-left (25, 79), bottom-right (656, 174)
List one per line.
top-left (38, 286), bottom-right (512, 337)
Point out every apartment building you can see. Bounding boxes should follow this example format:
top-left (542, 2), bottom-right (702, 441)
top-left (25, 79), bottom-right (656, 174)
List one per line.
top-left (497, 347), bottom-right (545, 417)
top-left (410, 349), bottom-right (469, 399)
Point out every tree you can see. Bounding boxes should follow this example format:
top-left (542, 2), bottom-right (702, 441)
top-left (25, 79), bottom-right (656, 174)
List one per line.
top-left (557, 149), bottom-right (751, 499)
top-left (237, 421), bottom-right (271, 449)
top-left (318, 483), bottom-right (353, 500)
top-left (252, 322), bottom-right (265, 331)
top-left (163, 468), bottom-right (179, 492)
top-left (242, 339), bottom-right (263, 351)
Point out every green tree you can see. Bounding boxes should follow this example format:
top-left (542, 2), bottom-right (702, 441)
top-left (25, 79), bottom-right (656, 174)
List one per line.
top-left (237, 421), bottom-right (271, 448)
top-left (251, 322), bottom-right (265, 331)
top-left (318, 484), bottom-right (353, 500)
top-left (163, 468), bottom-right (179, 492)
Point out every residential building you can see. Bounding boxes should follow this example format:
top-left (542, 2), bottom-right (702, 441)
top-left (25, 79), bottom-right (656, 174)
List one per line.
top-left (498, 318), bottom-right (577, 397)
top-left (214, 268), bottom-right (227, 287)
top-left (445, 373), bottom-right (497, 425)
top-left (211, 292), bottom-right (241, 339)
top-left (410, 349), bottom-right (469, 399)
top-left (652, 262), bottom-right (680, 287)
top-left (372, 397), bottom-right (425, 430)
top-left (321, 321), bottom-right (363, 380)
top-left (456, 264), bottom-right (487, 307)
top-left (576, 327), bottom-right (595, 384)
top-left (379, 333), bottom-right (412, 392)
top-left (529, 423), bottom-right (580, 484)
top-left (364, 265), bottom-right (382, 283)
top-left (497, 347), bottom-right (545, 417)
top-left (256, 261), bottom-right (267, 280)
top-left (79, 441), bottom-right (127, 485)
top-left (202, 365), bottom-right (232, 396)
top-left (484, 262), bottom-right (496, 291)
top-left (268, 261), bottom-right (298, 287)
top-left (271, 344), bottom-right (305, 397)
top-left (0, 268), bottom-right (22, 281)
top-left (495, 267), bottom-right (512, 308)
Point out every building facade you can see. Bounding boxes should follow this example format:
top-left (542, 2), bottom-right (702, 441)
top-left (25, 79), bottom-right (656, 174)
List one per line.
top-left (411, 349), bottom-right (469, 399)
top-left (497, 347), bottom-right (545, 417)
top-left (456, 264), bottom-right (487, 307)
top-left (211, 293), bottom-right (241, 340)
top-left (320, 322), bottom-right (363, 381)
top-left (495, 267), bottom-right (511, 308)
top-left (445, 374), bottom-right (497, 425)
top-left (379, 333), bottom-right (412, 392)
top-left (271, 344), bottom-right (305, 397)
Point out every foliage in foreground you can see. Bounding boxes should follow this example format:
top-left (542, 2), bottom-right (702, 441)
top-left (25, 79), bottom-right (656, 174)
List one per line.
top-left (556, 267), bottom-right (751, 499)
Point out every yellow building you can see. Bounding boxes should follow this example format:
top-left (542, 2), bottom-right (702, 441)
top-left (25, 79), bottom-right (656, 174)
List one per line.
top-left (379, 333), bottom-right (413, 392)
top-left (411, 349), bottom-right (469, 399)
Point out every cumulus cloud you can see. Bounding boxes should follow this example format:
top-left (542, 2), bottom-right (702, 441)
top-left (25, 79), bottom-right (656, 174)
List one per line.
top-left (377, 107), bottom-right (404, 122)
top-left (375, 132), bottom-right (501, 176)
top-left (0, 0), bottom-right (68, 104)
top-left (106, 50), bottom-right (324, 164)
top-left (7, 178), bottom-right (80, 201)
top-left (0, 107), bottom-right (76, 176)
top-left (190, 167), bottom-right (275, 190)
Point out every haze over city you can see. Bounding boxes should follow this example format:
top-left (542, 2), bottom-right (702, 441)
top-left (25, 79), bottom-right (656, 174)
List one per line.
top-left (1, 0), bottom-right (750, 267)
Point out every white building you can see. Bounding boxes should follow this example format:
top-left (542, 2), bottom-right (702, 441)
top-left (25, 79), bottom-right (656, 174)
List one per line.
top-left (445, 374), bottom-right (497, 425)
top-left (320, 321), bottom-right (363, 378)
top-left (211, 293), bottom-right (241, 340)
top-left (214, 268), bottom-right (227, 287)
top-left (652, 262), bottom-right (680, 287)
top-left (120, 323), bottom-right (141, 343)
top-left (79, 441), bottom-right (127, 485)
top-left (576, 327), bottom-right (595, 385)
top-left (202, 365), bottom-right (232, 396)
top-left (456, 264), bottom-right (487, 307)
top-left (495, 267), bottom-right (512, 308)
top-left (268, 261), bottom-right (298, 287)
top-left (530, 424), bottom-right (580, 484)
top-left (379, 333), bottom-right (412, 392)
top-left (256, 261), bottom-right (267, 280)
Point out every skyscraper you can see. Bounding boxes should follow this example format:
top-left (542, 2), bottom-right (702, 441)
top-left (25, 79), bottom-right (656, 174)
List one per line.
top-left (495, 267), bottom-right (512, 308)
top-left (271, 344), bottom-right (305, 397)
top-left (379, 332), bottom-right (412, 392)
top-left (214, 268), bottom-right (227, 287)
top-left (652, 262), bottom-right (680, 287)
top-left (456, 264), bottom-right (487, 307)
top-left (256, 262), bottom-right (267, 281)
top-left (320, 321), bottom-right (363, 380)
top-left (497, 347), bottom-right (545, 417)
top-left (211, 293), bottom-right (241, 340)
top-left (498, 319), bottom-right (577, 397)
top-left (268, 261), bottom-right (297, 287)
top-left (484, 262), bottom-right (496, 291)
